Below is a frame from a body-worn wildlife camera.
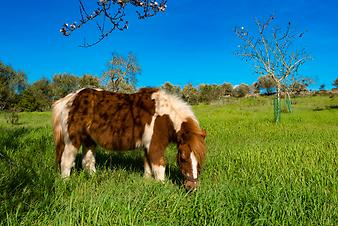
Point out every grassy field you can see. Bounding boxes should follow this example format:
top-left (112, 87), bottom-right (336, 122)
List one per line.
top-left (1, 96), bottom-right (337, 225)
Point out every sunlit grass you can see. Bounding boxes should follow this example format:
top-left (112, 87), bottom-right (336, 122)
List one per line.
top-left (1, 95), bottom-right (337, 225)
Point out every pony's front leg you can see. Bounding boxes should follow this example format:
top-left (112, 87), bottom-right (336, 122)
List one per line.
top-left (82, 145), bottom-right (96, 174)
top-left (143, 150), bottom-right (153, 178)
top-left (146, 147), bottom-right (166, 182)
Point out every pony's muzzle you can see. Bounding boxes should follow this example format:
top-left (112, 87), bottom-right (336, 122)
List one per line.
top-left (184, 179), bottom-right (199, 191)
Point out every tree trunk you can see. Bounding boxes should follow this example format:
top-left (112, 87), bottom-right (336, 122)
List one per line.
top-left (274, 83), bottom-right (281, 123)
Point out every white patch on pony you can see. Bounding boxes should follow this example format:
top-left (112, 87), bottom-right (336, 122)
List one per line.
top-left (142, 115), bottom-right (157, 151)
top-left (53, 89), bottom-right (83, 178)
top-left (82, 148), bottom-right (96, 173)
top-left (152, 164), bottom-right (165, 182)
top-left (190, 152), bottom-right (198, 179)
top-left (151, 90), bottom-right (198, 132)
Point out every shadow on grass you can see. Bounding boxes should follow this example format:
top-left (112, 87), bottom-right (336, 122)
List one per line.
top-left (0, 127), bottom-right (30, 151)
top-left (313, 105), bottom-right (338, 111)
top-left (0, 127), bottom-right (55, 222)
top-left (74, 148), bottom-right (183, 186)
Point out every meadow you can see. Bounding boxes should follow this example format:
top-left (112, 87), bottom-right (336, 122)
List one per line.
top-left (0, 95), bottom-right (337, 225)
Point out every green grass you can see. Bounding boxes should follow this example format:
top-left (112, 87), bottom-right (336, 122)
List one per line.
top-left (1, 96), bottom-right (337, 225)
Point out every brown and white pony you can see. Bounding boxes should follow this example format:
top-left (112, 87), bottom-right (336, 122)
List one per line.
top-left (52, 88), bottom-right (206, 190)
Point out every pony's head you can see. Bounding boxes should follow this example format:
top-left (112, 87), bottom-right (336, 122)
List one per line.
top-left (176, 118), bottom-right (206, 190)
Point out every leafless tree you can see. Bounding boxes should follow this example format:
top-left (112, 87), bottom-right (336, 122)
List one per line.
top-left (102, 52), bottom-right (141, 92)
top-left (235, 15), bottom-right (311, 121)
top-left (60, 0), bottom-right (167, 47)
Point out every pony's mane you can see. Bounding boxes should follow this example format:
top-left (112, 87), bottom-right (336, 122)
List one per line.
top-left (180, 117), bottom-right (206, 166)
top-left (152, 90), bottom-right (198, 132)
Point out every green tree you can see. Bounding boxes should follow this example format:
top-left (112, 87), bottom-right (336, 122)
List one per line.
top-left (332, 78), bottom-right (338, 89)
top-left (181, 83), bottom-right (200, 105)
top-left (17, 79), bottom-right (53, 111)
top-left (198, 84), bottom-right (224, 104)
top-left (257, 75), bottom-right (276, 95)
top-left (221, 83), bottom-right (233, 96)
top-left (0, 61), bottom-right (27, 110)
top-left (102, 53), bottom-right (140, 93)
top-left (79, 74), bottom-right (100, 89)
top-left (51, 73), bottom-right (80, 100)
top-left (232, 84), bottom-right (250, 97)
top-left (290, 81), bottom-right (308, 94)
top-left (161, 82), bottom-right (181, 96)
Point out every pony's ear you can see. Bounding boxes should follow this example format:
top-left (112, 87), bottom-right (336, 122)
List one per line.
top-left (201, 129), bottom-right (207, 139)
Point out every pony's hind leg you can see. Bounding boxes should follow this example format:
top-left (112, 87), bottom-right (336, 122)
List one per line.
top-left (82, 145), bottom-right (96, 174)
top-left (60, 143), bottom-right (78, 178)
top-left (143, 151), bottom-right (153, 178)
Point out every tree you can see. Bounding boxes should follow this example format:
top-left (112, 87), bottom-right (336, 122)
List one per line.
top-left (79, 74), bottom-right (101, 88)
top-left (0, 61), bottom-right (27, 110)
top-left (256, 75), bottom-right (276, 95)
top-left (198, 84), bottom-right (225, 104)
top-left (220, 82), bottom-right (233, 96)
top-left (181, 83), bottom-right (199, 105)
top-left (161, 82), bottom-right (181, 96)
top-left (290, 81), bottom-right (308, 94)
top-left (60, 0), bottom-right (167, 47)
top-left (102, 52), bottom-right (140, 93)
top-left (319, 84), bottom-right (325, 91)
top-left (51, 73), bottom-right (80, 100)
top-left (235, 15), bottom-right (310, 122)
top-left (232, 84), bottom-right (250, 97)
top-left (332, 78), bottom-right (338, 89)
top-left (17, 79), bottom-right (53, 111)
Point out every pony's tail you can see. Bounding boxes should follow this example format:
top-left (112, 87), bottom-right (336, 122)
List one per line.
top-left (52, 100), bottom-right (65, 170)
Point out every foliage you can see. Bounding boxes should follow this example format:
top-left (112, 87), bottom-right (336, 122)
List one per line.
top-left (161, 82), bottom-right (181, 96)
top-left (1, 96), bottom-right (337, 225)
top-left (51, 73), bottom-right (81, 100)
top-left (4, 110), bottom-right (19, 125)
top-left (0, 61), bottom-right (27, 110)
top-left (333, 78), bottom-right (338, 89)
top-left (232, 83), bottom-right (251, 97)
top-left (181, 83), bottom-right (199, 105)
top-left (17, 79), bottom-right (53, 111)
top-left (79, 74), bottom-right (101, 89)
top-left (60, 0), bottom-right (167, 47)
top-left (256, 75), bottom-right (276, 94)
top-left (290, 81), bottom-right (308, 93)
top-left (102, 53), bottom-right (140, 93)
top-left (220, 82), bottom-right (233, 96)
top-left (198, 84), bottom-right (222, 103)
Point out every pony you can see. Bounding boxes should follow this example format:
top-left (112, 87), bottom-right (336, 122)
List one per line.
top-left (52, 88), bottom-right (206, 190)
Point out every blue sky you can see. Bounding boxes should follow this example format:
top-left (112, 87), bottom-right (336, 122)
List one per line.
top-left (0, 0), bottom-right (337, 89)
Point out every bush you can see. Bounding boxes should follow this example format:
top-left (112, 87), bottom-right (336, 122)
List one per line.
top-left (4, 110), bottom-right (19, 125)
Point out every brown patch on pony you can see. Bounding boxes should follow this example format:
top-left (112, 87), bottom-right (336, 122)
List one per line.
top-left (176, 117), bottom-right (206, 173)
top-left (147, 115), bottom-right (175, 165)
top-left (67, 88), bottom-right (159, 151)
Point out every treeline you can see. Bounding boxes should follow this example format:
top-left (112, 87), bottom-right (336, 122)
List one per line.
top-left (1, 60), bottom-right (338, 112)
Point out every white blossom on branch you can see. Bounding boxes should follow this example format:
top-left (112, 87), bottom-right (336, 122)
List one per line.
top-left (60, 0), bottom-right (167, 47)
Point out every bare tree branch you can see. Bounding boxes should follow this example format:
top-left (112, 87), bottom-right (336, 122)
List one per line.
top-left (235, 15), bottom-right (310, 88)
top-left (60, 0), bottom-right (167, 47)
